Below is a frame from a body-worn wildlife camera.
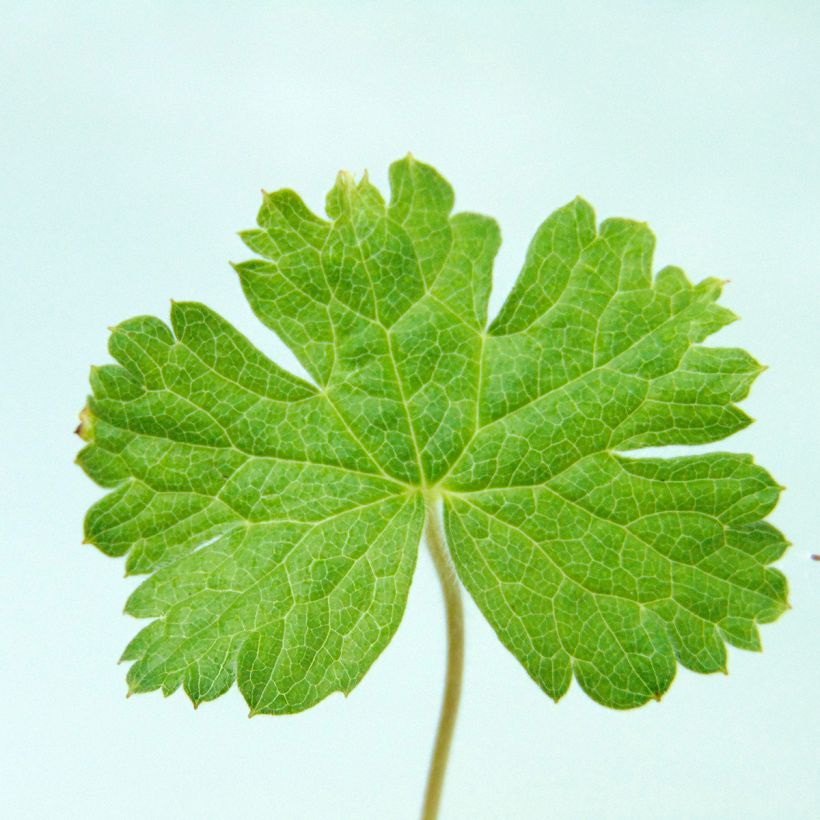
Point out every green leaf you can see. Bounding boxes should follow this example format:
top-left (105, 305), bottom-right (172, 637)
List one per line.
top-left (77, 156), bottom-right (788, 713)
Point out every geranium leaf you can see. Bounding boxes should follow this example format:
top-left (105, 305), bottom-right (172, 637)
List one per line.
top-left (77, 156), bottom-right (788, 712)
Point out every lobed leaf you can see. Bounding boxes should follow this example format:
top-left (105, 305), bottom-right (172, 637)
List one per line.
top-left (77, 156), bottom-right (788, 712)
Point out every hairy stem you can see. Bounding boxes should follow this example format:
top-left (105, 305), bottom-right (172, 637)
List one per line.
top-left (421, 504), bottom-right (465, 820)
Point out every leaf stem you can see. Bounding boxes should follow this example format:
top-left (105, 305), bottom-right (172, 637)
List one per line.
top-left (421, 504), bottom-right (464, 820)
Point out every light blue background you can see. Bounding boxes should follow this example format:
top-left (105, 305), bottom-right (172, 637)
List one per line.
top-left (2, 2), bottom-right (818, 818)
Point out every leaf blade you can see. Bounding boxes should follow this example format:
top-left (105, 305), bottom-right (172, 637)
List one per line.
top-left (78, 159), bottom-right (789, 714)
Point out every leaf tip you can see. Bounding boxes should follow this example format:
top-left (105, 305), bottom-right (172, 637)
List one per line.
top-left (336, 169), bottom-right (355, 188)
top-left (75, 405), bottom-right (95, 442)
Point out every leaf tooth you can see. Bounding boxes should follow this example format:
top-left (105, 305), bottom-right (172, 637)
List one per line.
top-left (336, 169), bottom-right (355, 188)
top-left (74, 404), bottom-right (95, 442)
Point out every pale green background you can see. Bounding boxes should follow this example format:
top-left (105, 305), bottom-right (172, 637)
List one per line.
top-left (2, 2), bottom-right (818, 818)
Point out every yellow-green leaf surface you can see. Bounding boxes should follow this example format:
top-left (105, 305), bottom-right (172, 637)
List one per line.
top-left (77, 156), bottom-right (788, 713)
